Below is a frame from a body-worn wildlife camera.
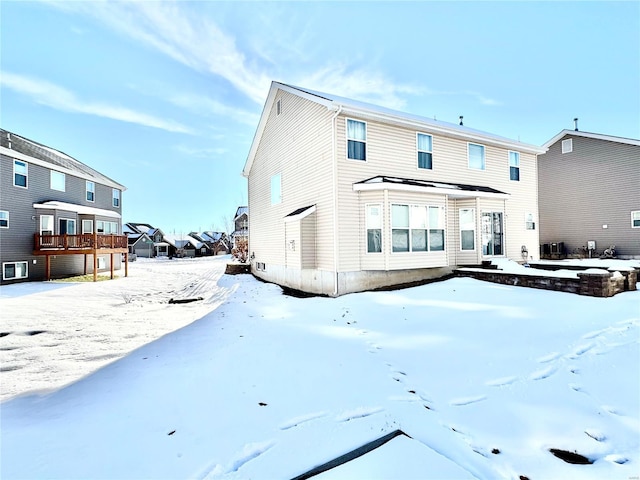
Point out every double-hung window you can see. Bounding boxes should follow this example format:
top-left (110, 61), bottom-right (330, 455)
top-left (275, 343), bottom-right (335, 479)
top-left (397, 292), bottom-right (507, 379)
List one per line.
top-left (459, 208), bottom-right (475, 250)
top-left (468, 143), bottom-right (485, 170)
top-left (82, 220), bottom-right (94, 234)
top-left (366, 204), bottom-right (382, 253)
top-left (632, 211), bottom-right (640, 228)
top-left (3, 261), bottom-right (28, 280)
top-left (429, 206), bottom-right (445, 251)
top-left (509, 151), bottom-right (520, 181)
top-left (86, 181), bottom-right (95, 202)
top-left (51, 171), bottom-right (66, 191)
top-left (0, 211), bottom-right (8, 228)
top-left (112, 189), bottom-right (120, 208)
top-left (41, 215), bottom-right (54, 235)
top-left (417, 133), bottom-right (433, 169)
top-left (347, 119), bottom-right (366, 161)
top-left (392, 205), bottom-right (410, 252)
top-left (14, 160), bottom-right (27, 188)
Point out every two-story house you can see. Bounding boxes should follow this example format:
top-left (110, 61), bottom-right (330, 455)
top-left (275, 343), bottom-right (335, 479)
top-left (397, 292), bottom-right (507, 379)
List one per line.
top-left (242, 82), bottom-right (547, 296)
top-left (1, 129), bottom-right (128, 284)
top-left (231, 206), bottom-right (248, 248)
top-left (538, 129), bottom-right (640, 259)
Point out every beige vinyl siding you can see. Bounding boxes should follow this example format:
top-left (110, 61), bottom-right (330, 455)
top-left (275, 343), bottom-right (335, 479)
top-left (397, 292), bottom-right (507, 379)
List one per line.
top-left (301, 213), bottom-right (316, 269)
top-left (335, 115), bottom-right (540, 269)
top-left (248, 90), bottom-right (335, 271)
top-left (285, 221), bottom-right (301, 268)
top-left (452, 198), bottom-right (481, 265)
top-left (538, 135), bottom-right (640, 256)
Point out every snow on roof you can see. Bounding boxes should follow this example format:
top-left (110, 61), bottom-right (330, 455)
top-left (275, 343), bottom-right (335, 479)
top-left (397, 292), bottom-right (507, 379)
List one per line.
top-left (353, 176), bottom-right (508, 199)
top-left (542, 129), bottom-right (640, 149)
top-left (163, 234), bottom-right (203, 249)
top-left (33, 201), bottom-right (121, 219)
top-left (234, 206), bottom-right (248, 220)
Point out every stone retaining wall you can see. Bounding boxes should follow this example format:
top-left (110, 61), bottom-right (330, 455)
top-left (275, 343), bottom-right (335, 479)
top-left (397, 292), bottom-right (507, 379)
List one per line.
top-left (456, 267), bottom-right (637, 298)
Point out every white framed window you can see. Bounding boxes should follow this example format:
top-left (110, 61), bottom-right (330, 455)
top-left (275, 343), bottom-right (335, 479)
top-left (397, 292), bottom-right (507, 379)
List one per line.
top-left (112, 189), bottom-right (120, 208)
top-left (392, 204), bottom-right (445, 253)
top-left (632, 211), bottom-right (640, 228)
top-left (51, 170), bottom-right (66, 191)
top-left (96, 221), bottom-right (118, 234)
top-left (86, 181), bottom-right (95, 202)
top-left (59, 218), bottom-right (76, 235)
top-left (459, 208), bottom-right (475, 251)
top-left (525, 212), bottom-right (536, 230)
top-left (3, 261), bottom-right (28, 280)
top-left (366, 204), bottom-right (382, 253)
top-left (468, 143), bottom-right (485, 170)
top-left (13, 160), bottom-right (27, 188)
top-left (97, 257), bottom-right (106, 269)
top-left (347, 119), bottom-right (366, 161)
top-left (40, 215), bottom-right (54, 235)
top-left (82, 220), bottom-right (94, 234)
top-left (417, 133), bottom-right (433, 169)
top-left (509, 151), bottom-right (520, 181)
top-left (0, 211), bottom-right (8, 228)
top-left (270, 174), bottom-right (282, 205)
top-left (562, 138), bottom-right (573, 153)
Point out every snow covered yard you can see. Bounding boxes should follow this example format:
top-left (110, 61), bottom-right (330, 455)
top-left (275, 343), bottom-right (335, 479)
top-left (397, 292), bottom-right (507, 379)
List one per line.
top-left (1, 257), bottom-right (638, 479)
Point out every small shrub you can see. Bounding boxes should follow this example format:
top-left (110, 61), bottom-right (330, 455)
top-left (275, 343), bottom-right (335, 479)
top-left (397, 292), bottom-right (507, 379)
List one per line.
top-left (231, 238), bottom-right (248, 263)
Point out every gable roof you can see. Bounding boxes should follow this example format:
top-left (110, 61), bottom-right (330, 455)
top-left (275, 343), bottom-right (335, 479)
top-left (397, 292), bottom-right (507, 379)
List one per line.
top-left (542, 129), bottom-right (640, 149)
top-left (234, 206), bottom-right (248, 220)
top-left (243, 81), bottom-right (546, 176)
top-left (1, 128), bottom-right (126, 190)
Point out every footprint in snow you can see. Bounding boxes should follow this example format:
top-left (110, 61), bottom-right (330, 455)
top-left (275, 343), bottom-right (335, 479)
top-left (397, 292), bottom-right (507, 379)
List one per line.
top-left (336, 406), bottom-right (384, 422)
top-left (528, 365), bottom-right (557, 381)
top-left (449, 395), bottom-right (487, 406)
top-left (536, 352), bottom-right (561, 364)
top-left (279, 411), bottom-right (328, 430)
top-left (567, 342), bottom-right (596, 359)
top-left (485, 376), bottom-right (518, 387)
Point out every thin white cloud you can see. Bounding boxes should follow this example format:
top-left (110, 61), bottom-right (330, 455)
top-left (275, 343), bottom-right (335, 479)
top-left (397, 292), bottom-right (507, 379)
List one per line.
top-left (174, 144), bottom-right (228, 158)
top-left (0, 72), bottom-right (193, 134)
top-left (168, 93), bottom-right (259, 126)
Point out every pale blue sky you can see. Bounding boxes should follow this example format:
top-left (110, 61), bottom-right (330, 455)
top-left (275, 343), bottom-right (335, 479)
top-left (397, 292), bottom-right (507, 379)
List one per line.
top-left (2, 1), bottom-right (638, 234)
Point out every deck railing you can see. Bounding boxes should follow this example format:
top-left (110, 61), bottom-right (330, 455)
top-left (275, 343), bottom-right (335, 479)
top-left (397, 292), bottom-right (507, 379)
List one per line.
top-left (34, 233), bottom-right (128, 251)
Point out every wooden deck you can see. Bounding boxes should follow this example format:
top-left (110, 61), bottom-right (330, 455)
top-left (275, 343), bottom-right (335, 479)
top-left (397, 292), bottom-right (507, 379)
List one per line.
top-left (33, 233), bottom-right (129, 281)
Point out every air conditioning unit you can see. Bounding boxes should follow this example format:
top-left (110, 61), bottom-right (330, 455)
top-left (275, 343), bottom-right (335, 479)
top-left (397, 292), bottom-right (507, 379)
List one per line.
top-left (550, 242), bottom-right (565, 255)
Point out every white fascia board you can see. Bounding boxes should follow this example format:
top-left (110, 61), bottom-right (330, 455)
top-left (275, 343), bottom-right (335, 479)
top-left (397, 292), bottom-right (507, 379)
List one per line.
top-left (284, 205), bottom-right (317, 223)
top-left (1, 146), bottom-right (126, 191)
top-left (33, 201), bottom-right (122, 219)
top-left (542, 129), bottom-right (640, 149)
top-left (353, 182), bottom-right (510, 200)
top-left (338, 106), bottom-right (546, 155)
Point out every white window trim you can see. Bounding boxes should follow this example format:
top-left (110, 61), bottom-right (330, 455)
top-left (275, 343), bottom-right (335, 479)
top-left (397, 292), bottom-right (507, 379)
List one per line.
top-left (86, 181), bottom-right (95, 203)
top-left (365, 203), bottom-right (383, 254)
top-left (561, 138), bottom-right (573, 153)
top-left (13, 160), bottom-right (28, 189)
top-left (468, 143), bottom-right (486, 171)
top-left (50, 170), bottom-right (66, 192)
top-left (632, 210), bottom-right (640, 228)
top-left (346, 118), bottom-right (367, 162)
top-left (459, 208), bottom-right (476, 251)
top-left (40, 215), bottom-right (54, 235)
top-left (509, 151), bottom-right (520, 181)
top-left (3, 261), bottom-right (28, 280)
top-left (0, 210), bottom-right (8, 229)
top-left (416, 132), bottom-right (433, 170)
top-left (82, 219), bottom-right (94, 234)
top-left (112, 189), bottom-right (120, 208)
top-left (391, 203), bottom-right (446, 254)
top-left (59, 217), bottom-right (77, 235)
top-left (525, 212), bottom-right (536, 230)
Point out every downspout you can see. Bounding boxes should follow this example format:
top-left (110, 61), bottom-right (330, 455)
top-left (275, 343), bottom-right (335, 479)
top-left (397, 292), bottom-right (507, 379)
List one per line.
top-left (331, 104), bottom-right (343, 296)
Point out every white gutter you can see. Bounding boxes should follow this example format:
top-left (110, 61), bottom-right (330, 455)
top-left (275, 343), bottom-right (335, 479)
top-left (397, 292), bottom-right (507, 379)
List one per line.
top-left (330, 104), bottom-right (343, 296)
top-left (353, 182), bottom-right (510, 200)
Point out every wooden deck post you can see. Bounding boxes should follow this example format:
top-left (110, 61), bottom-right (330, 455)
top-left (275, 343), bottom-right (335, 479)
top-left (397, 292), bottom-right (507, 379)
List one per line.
top-left (93, 253), bottom-right (97, 282)
top-left (110, 253), bottom-right (114, 279)
top-left (45, 255), bottom-right (51, 281)
top-left (124, 253), bottom-right (129, 277)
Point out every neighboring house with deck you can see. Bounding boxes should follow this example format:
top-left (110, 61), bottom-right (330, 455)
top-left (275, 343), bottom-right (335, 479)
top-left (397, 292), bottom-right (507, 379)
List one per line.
top-left (242, 82), bottom-right (546, 296)
top-left (538, 129), bottom-right (640, 259)
top-left (231, 206), bottom-right (248, 248)
top-left (0, 129), bottom-right (128, 284)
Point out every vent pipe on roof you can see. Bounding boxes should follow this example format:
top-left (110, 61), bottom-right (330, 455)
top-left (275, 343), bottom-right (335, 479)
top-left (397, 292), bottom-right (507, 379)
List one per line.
top-left (574, 117), bottom-right (579, 131)
top-left (7, 132), bottom-right (11, 149)
top-left (459, 116), bottom-right (463, 126)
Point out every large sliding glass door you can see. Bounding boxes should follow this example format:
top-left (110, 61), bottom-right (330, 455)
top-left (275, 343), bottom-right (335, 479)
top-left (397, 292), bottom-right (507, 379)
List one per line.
top-left (482, 212), bottom-right (503, 256)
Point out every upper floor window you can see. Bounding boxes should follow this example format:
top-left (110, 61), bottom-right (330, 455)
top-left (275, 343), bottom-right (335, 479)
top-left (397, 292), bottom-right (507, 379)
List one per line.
top-left (347, 119), bottom-right (366, 161)
top-left (417, 133), bottom-right (433, 169)
top-left (112, 189), bottom-right (120, 208)
top-left (509, 151), bottom-right (520, 181)
top-left (632, 211), bottom-right (640, 228)
top-left (270, 174), bottom-right (282, 205)
top-left (0, 211), bottom-right (8, 228)
top-left (366, 204), bottom-right (382, 253)
top-left (86, 181), bottom-right (95, 202)
top-left (51, 170), bottom-right (66, 191)
top-left (561, 138), bottom-right (573, 153)
top-left (468, 143), bottom-right (485, 170)
top-left (14, 160), bottom-right (27, 188)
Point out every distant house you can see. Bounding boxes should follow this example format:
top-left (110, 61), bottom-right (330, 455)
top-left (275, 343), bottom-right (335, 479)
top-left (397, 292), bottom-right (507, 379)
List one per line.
top-left (125, 231), bottom-right (154, 258)
top-left (242, 82), bottom-right (546, 296)
top-left (0, 128), bottom-right (128, 284)
top-left (163, 233), bottom-right (209, 258)
top-left (190, 231), bottom-right (230, 255)
top-left (538, 130), bottom-right (640, 259)
top-left (125, 223), bottom-right (172, 257)
top-left (232, 206), bottom-right (248, 248)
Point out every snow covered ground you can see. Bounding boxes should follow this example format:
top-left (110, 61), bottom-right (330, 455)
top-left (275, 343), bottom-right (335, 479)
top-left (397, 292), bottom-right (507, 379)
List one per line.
top-left (1, 256), bottom-right (638, 479)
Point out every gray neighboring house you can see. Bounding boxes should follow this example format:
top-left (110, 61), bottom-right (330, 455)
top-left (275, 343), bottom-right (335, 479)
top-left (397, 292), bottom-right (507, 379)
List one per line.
top-left (231, 206), bottom-right (248, 248)
top-left (538, 130), bottom-right (640, 259)
top-left (0, 129), bottom-right (128, 284)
